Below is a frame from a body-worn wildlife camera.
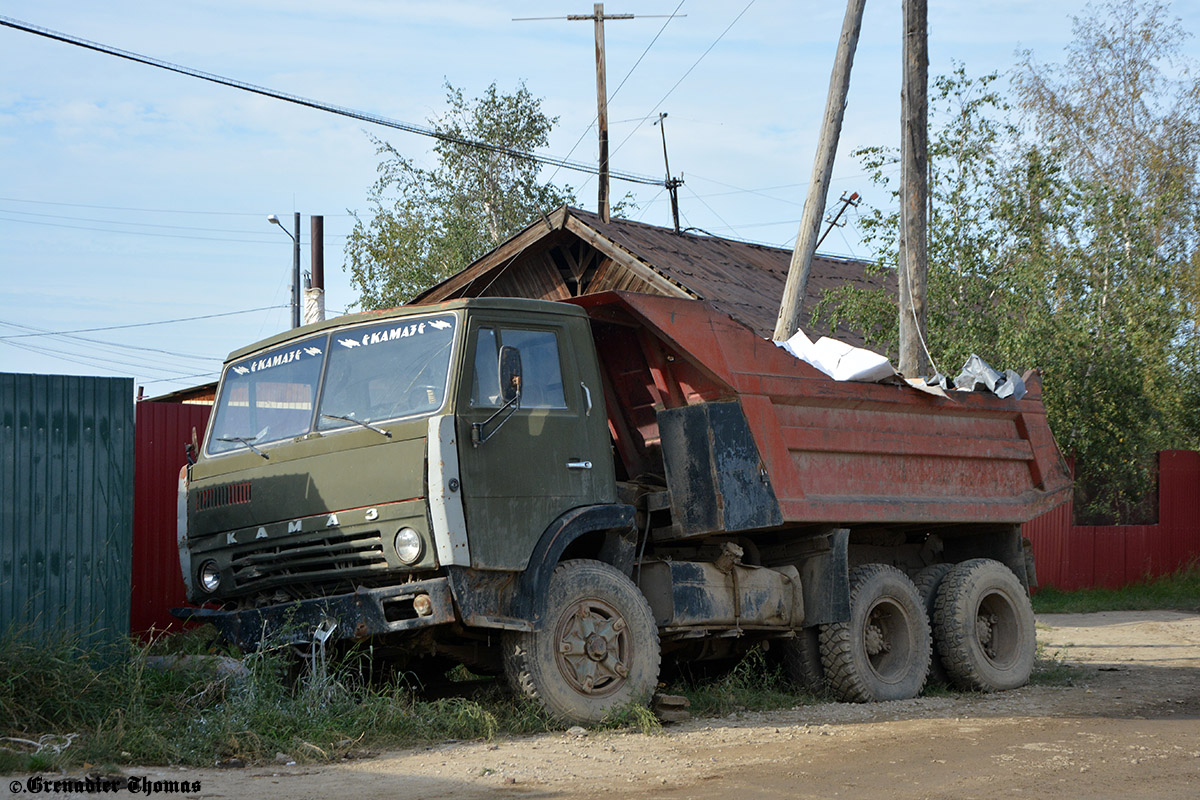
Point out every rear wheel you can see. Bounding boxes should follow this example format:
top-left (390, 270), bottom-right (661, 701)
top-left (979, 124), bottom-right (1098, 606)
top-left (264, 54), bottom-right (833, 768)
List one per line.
top-left (913, 563), bottom-right (955, 686)
top-left (504, 559), bottom-right (660, 724)
top-left (932, 558), bottom-right (1036, 691)
top-left (820, 564), bottom-right (931, 702)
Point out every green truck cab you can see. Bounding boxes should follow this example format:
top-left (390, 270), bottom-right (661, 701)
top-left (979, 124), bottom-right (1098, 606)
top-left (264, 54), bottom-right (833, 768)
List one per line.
top-left (178, 292), bottom-right (1071, 723)
top-left (179, 298), bottom-right (642, 721)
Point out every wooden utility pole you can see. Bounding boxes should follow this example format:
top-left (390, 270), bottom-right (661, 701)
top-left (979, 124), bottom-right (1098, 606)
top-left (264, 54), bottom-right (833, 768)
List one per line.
top-left (568, 3), bottom-right (632, 224)
top-left (898, 0), bottom-right (930, 376)
top-left (524, 8), bottom-right (680, 223)
top-left (773, 0), bottom-right (867, 342)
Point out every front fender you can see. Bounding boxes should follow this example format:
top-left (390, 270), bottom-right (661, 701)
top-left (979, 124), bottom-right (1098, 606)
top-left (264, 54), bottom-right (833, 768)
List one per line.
top-left (513, 504), bottom-right (637, 626)
top-left (445, 504), bottom-right (637, 631)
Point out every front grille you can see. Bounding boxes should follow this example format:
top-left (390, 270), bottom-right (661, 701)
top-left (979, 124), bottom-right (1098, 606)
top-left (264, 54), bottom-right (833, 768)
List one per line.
top-left (195, 481), bottom-right (252, 512)
top-left (230, 529), bottom-right (388, 591)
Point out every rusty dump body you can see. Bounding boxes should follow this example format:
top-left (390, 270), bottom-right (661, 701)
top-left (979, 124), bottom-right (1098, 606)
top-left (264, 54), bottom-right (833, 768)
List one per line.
top-left (571, 291), bottom-right (1072, 538)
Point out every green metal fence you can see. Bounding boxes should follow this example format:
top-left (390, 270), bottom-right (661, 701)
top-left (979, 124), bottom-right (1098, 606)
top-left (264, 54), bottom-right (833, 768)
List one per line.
top-left (0, 373), bottom-right (135, 643)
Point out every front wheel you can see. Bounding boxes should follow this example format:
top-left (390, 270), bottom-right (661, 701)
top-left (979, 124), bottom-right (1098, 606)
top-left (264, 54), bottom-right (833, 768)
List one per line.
top-left (504, 559), bottom-right (660, 724)
top-left (820, 564), bottom-right (931, 702)
top-left (932, 558), bottom-right (1036, 691)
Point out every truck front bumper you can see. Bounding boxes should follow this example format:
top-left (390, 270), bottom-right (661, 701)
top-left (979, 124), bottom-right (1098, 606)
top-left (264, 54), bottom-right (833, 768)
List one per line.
top-left (172, 577), bottom-right (457, 651)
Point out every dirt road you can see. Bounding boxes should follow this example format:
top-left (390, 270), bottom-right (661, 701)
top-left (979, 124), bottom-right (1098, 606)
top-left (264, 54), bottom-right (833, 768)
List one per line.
top-left (130, 611), bottom-right (1200, 799)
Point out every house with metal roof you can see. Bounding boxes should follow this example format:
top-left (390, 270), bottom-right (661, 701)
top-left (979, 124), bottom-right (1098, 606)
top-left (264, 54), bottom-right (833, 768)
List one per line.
top-left (412, 205), bottom-right (894, 346)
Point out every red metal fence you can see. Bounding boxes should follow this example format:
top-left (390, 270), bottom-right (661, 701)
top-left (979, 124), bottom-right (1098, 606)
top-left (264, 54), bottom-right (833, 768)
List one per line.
top-left (131, 401), bottom-right (211, 634)
top-left (1023, 450), bottom-right (1200, 590)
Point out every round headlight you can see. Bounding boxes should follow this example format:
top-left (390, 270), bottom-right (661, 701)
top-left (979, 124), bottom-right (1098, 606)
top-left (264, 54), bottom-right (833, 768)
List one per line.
top-left (394, 527), bottom-right (424, 564)
top-left (199, 560), bottom-right (221, 593)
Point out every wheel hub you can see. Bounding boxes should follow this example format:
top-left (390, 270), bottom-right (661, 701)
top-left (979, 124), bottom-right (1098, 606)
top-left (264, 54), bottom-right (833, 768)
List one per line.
top-left (585, 634), bottom-right (608, 660)
top-left (864, 617), bottom-right (891, 657)
top-left (977, 613), bottom-right (998, 658)
top-left (554, 599), bottom-right (632, 697)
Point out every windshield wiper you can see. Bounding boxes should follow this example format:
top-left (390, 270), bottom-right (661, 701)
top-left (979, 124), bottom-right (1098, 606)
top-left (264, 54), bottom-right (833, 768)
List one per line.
top-left (321, 413), bottom-right (392, 438)
top-left (216, 436), bottom-right (270, 459)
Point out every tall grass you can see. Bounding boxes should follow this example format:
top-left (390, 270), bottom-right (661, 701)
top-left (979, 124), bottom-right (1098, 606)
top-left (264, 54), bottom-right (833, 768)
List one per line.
top-left (0, 628), bottom-right (556, 774)
top-left (667, 647), bottom-right (813, 718)
top-left (1032, 566), bottom-right (1200, 614)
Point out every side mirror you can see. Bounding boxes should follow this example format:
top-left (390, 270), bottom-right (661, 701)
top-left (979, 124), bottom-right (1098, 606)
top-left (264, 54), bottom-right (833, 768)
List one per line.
top-left (473, 346), bottom-right (523, 448)
top-left (499, 345), bottom-right (522, 405)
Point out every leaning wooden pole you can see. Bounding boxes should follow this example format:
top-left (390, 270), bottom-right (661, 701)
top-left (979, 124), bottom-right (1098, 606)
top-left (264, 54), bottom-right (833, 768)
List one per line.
top-left (898, 0), bottom-right (929, 376)
top-left (773, 0), bottom-right (867, 342)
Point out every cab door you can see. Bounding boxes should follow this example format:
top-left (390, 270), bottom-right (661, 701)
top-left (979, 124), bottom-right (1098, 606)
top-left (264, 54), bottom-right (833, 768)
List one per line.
top-left (455, 315), bottom-right (612, 570)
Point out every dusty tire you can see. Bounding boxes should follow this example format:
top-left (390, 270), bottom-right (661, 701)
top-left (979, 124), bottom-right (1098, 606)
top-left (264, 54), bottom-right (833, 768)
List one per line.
top-left (503, 559), bottom-right (660, 724)
top-left (780, 627), bottom-right (826, 696)
top-left (932, 558), bottom-right (1036, 691)
top-left (913, 563), bottom-right (955, 686)
top-left (819, 564), bottom-right (931, 703)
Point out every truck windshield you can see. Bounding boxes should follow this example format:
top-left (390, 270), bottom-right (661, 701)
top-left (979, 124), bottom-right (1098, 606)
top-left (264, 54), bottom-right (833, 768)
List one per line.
top-left (207, 335), bottom-right (327, 455)
top-left (316, 314), bottom-right (456, 432)
top-left (206, 313), bottom-right (458, 455)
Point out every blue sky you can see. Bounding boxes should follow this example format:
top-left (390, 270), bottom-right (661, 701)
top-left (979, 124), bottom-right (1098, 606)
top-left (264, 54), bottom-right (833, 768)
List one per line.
top-left (2, 1), bottom-right (1195, 394)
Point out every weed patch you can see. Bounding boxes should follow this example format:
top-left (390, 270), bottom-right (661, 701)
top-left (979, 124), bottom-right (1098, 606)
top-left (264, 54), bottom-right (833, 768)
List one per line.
top-left (668, 648), bottom-right (812, 718)
top-left (1032, 566), bottom-right (1200, 614)
top-left (0, 629), bottom-right (567, 773)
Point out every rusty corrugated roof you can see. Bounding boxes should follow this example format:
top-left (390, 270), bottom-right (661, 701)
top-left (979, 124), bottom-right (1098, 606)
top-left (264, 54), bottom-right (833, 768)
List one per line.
top-left (413, 205), bottom-right (895, 345)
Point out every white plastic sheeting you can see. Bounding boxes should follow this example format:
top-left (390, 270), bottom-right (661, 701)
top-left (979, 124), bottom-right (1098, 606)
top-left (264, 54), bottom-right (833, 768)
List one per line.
top-left (775, 328), bottom-right (898, 383)
top-left (773, 330), bottom-right (1026, 401)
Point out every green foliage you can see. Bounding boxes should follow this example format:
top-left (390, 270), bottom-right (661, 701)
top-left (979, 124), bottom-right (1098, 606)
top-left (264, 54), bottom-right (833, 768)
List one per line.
top-left (344, 82), bottom-right (576, 309)
top-left (668, 647), bottom-right (805, 718)
top-left (1032, 565), bottom-right (1200, 613)
top-left (0, 627), bottom-right (666, 772)
top-left (826, 1), bottom-right (1200, 523)
top-left (1028, 641), bottom-right (1083, 686)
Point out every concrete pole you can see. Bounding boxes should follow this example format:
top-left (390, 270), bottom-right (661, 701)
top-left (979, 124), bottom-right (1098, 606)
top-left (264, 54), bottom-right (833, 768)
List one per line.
top-left (773, 0), bottom-right (867, 342)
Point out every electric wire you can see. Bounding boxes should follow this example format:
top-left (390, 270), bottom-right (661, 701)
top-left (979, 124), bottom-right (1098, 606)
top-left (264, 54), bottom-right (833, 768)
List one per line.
top-left (0, 327), bottom-right (219, 375)
top-left (140, 370), bottom-right (221, 385)
top-left (610, 0), bottom-right (756, 160)
top-left (543, 0), bottom-right (685, 189)
top-left (0, 14), bottom-right (663, 187)
top-left (0, 207), bottom-right (345, 238)
top-left (1, 337), bottom-right (213, 378)
top-left (0, 214), bottom-right (300, 244)
top-left (0, 305), bottom-right (288, 338)
top-left (0, 196), bottom-right (352, 217)
top-left (0, 320), bottom-right (217, 361)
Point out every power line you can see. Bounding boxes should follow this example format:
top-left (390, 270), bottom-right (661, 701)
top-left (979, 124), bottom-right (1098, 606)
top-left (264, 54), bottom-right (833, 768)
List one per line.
top-left (141, 370), bottom-right (221, 386)
top-left (0, 196), bottom-right (349, 216)
top-left (0, 320), bottom-right (218, 361)
top-left (0, 214), bottom-right (302, 244)
top-left (543, 1), bottom-right (685, 188)
top-left (0, 207), bottom-right (344, 238)
top-left (0, 196), bottom-right (297, 215)
top-left (611, 0), bottom-right (756, 159)
top-left (0, 306), bottom-right (288, 339)
top-left (1, 337), bottom-right (214, 379)
top-left (0, 14), bottom-right (664, 188)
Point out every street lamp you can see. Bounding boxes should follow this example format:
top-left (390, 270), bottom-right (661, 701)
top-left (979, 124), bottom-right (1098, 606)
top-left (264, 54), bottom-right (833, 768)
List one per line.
top-left (267, 212), bottom-right (301, 329)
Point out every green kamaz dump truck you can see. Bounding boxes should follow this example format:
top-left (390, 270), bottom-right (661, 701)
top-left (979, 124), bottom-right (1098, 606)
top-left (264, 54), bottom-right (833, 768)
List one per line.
top-left (176, 291), bottom-right (1071, 723)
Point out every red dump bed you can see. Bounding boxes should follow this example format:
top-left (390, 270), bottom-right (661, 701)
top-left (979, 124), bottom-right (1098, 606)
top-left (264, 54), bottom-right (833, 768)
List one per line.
top-left (569, 291), bottom-right (1072, 528)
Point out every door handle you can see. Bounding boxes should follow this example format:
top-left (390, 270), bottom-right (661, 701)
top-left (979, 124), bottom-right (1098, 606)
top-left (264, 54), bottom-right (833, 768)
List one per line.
top-left (566, 460), bottom-right (593, 470)
top-left (580, 382), bottom-right (592, 416)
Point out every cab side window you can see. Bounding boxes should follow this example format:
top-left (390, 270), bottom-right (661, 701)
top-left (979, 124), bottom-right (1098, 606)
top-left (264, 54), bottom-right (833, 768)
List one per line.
top-left (469, 327), bottom-right (567, 409)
